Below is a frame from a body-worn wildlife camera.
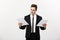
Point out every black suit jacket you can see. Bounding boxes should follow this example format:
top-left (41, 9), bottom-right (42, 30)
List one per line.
top-left (19, 14), bottom-right (46, 38)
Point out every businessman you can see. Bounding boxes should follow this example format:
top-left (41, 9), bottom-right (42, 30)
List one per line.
top-left (18, 4), bottom-right (47, 40)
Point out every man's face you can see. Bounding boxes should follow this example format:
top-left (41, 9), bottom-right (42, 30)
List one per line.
top-left (30, 7), bottom-right (37, 15)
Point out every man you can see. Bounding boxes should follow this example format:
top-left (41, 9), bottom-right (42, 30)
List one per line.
top-left (18, 4), bottom-right (47, 40)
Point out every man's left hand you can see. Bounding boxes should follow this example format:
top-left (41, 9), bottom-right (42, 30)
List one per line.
top-left (42, 23), bottom-right (47, 28)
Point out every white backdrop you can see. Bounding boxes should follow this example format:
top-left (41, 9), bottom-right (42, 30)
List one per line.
top-left (0, 0), bottom-right (60, 40)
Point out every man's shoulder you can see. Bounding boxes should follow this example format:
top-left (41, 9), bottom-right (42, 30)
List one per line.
top-left (24, 14), bottom-right (30, 17)
top-left (24, 14), bottom-right (42, 19)
top-left (36, 14), bottom-right (42, 18)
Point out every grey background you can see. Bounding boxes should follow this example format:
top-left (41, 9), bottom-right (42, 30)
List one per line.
top-left (0, 0), bottom-right (60, 40)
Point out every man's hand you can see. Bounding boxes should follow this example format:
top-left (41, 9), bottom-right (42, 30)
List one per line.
top-left (42, 23), bottom-right (47, 28)
top-left (18, 22), bottom-right (23, 27)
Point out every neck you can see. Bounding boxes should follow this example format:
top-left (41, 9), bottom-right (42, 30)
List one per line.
top-left (32, 14), bottom-right (34, 16)
top-left (32, 14), bottom-right (36, 16)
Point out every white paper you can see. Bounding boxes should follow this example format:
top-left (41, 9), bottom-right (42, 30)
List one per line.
top-left (37, 19), bottom-right (48, 26)
top-left (17, 18), bottom-right (28, 25)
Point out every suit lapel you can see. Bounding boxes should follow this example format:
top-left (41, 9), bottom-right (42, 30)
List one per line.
top-left (36, 15), bottom-right (41, 25)
top-left (25, 14), bottom-right (31, 26)
top-left (28, 15), bottom-right (31, 26)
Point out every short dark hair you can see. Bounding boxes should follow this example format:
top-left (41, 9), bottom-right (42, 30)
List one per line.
top-left (31, 4), bottom-right (37, 10)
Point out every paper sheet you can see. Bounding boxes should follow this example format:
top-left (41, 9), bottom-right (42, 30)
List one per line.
top-left (37, 19), bottom-right (48, 26)
top-left (17, 18), bottom-right (28, 25)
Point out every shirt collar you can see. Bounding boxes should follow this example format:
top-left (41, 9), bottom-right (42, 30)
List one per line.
top-left (30, 13), bottom-right (36, 17)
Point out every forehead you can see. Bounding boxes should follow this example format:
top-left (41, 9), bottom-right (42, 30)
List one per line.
top-left (30, 7), bottom-right (35, 9)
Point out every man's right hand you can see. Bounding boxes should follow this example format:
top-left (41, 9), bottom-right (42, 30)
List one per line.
top-left (18, 22), bottom-right (23, 27)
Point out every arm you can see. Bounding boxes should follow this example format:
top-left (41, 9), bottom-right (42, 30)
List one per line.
top-left (36, 15), bottom-right (47, 30)
top-left (18, 22), bottom-right (27, 30)
top-left (40, 26), bottom-right (46, 30)
top-left (19, 25), bottom-right (26, 30)
top-left (40, 23), bottom-right (47, 30)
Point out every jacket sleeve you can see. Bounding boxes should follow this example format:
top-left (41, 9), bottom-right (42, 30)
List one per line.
top-left (40, 26), bottom-right (46, 30)
top-left (38, 16), bottom-right (46, 30)
top-left (19, 25), bottom-right (26, 30)
top-left (19, 16), bottom-right (27, 30)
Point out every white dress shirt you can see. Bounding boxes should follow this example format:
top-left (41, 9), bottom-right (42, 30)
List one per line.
top-left (30, 14), bottom-right (37, 33)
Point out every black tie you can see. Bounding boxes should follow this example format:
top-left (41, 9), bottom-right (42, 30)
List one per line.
top-left (32, 16), bottom-right (34, 33)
